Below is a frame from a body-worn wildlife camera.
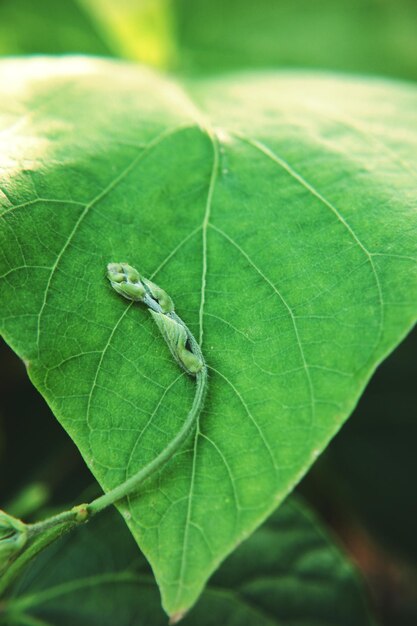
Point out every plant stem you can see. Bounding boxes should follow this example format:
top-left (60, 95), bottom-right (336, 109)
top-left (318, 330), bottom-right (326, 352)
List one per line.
top-left (26, 509), bottom-right (83, 539)
top-left (89, 363), bottom-right (206, 515)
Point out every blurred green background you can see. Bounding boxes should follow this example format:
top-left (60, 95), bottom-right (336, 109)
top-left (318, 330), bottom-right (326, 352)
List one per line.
top-left (0, 0), bottom-right (416, 80)
top-left (0, 1), bottom-right (416, 624)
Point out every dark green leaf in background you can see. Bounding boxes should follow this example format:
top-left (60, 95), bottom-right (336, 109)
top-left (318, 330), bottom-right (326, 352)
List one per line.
top-left (0, 0), bottom-right (112, 58)
top-left (174, 0), bottom-right (417, 79)
top-left (322, 330), bottom-right (417, 564)
top-left (1, 497), bottom-right (374, 626)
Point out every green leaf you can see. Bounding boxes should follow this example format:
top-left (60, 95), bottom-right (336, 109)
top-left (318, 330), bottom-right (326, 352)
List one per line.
top-left (175, 0), bottom-right (417, 80)
top-left (79, 0), bottom-right (178, 67)
top-left (0, 0), bottom-right (112, 57)
top-left (2, 497), bottom-right (374, 625)
top-left (0, 57), bottom-right (416, 615)
top-left (0, 0), bottom-right (177, 69)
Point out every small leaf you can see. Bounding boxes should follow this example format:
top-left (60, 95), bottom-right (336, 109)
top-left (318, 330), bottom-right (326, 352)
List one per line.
top-left (0, 511), bottom-right (27, 571)
top-left (0, 58), bottom-right (416, 615)
top-left (149, 311), bottom-right (203, 374)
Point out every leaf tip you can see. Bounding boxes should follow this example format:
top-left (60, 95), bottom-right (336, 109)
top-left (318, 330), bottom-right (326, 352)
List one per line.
top-left (169, 612), bottom-right (187, 624)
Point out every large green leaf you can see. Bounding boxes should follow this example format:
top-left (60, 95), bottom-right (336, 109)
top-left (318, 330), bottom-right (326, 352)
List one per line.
top-left (0, 57), bottom-right (416, 616)
top-left (2, 497), bottom-right (373, 625)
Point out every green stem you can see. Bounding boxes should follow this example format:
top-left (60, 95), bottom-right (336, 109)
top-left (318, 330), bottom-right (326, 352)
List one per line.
top-left (26, 509), bottom-right (84, 539)
top-left (89, 264), bottom-right (208, 516)
top-left (88, 363), bottom-right (207, 514)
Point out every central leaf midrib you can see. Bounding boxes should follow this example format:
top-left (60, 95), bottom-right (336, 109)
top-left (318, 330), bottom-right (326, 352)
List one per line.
top-left (171, 121), bottom-right (220, 606)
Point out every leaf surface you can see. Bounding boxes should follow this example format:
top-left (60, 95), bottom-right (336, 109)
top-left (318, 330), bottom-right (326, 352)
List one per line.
top-left (0, 57), bottom-right (416, 614)
top-left (4, 497), bottom-right (373, 626)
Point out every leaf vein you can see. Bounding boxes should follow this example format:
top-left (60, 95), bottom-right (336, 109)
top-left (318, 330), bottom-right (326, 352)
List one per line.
top-left (233, 132), bottom-right (384, 361)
